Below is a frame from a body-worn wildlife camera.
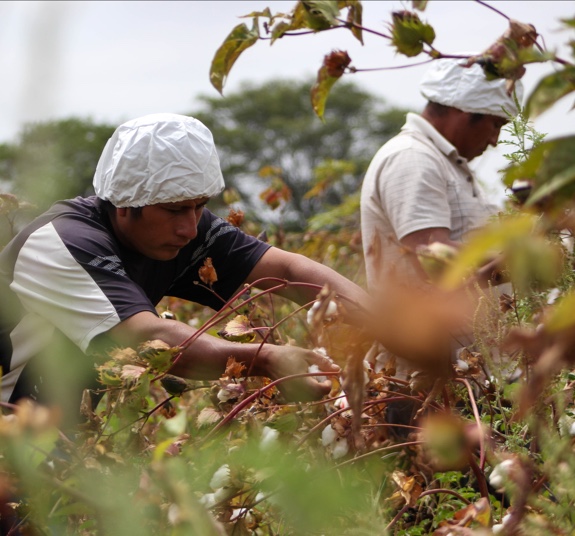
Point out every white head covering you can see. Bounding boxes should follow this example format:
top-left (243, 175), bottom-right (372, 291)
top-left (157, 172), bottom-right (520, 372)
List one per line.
top-left (93, 113), bottom-right (225, 207)
top-left (419, 58), bottom-right (523, 119)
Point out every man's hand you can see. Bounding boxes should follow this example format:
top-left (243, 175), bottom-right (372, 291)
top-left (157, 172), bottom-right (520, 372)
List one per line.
top-left (261, 345), bottom-right (340, 402)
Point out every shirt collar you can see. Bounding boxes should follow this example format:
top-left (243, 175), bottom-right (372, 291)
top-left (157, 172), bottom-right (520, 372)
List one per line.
top-left (403, 112), bottom-right (466, 163)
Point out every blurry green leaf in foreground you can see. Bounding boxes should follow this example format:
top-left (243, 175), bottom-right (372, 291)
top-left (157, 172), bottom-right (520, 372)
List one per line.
top-left (210, 20), bottom-right (259, 94)
top-left (545, 290), bottom-right (575, 332)
top-left (441, 214), bottom-right (548, 288)
top-left (503, 135), bottom-right (575, 208)
top-left (526, 65), bottom-right (575, 119)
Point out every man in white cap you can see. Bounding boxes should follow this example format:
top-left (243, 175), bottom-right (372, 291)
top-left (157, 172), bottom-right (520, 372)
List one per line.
top-left (361, 58), bottom-right (523, 290)
top-left (360, 58), bottom-right (523, 383)
top-left (0, 113), bottom-right (367, 425)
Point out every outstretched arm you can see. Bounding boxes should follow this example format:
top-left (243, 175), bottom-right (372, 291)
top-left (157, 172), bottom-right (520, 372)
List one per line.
top-left (105, 310), bottom-right (339, 402)
top-left (244, 246), bottom-right (369, 311)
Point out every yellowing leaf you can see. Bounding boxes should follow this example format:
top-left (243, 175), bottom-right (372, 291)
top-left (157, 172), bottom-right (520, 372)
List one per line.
top-left (545, 290), bottom-right (575, 332)
top-left (197, 406), bottom-right (224, 427)
top-left (218, 315), bottom-right (257, 343)
top-left (210, 20), bottom-right (259, 94)
top-left (452, 497), bottom-right (491, 527)
top-left (440, 213), bottom-right (537, 289)
top-left (311, 66), bottom-right (340, 119)
top-left (391, 470), bottom-right (423, 507)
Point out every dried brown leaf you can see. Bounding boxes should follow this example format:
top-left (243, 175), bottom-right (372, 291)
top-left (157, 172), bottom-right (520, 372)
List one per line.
top-left (199, 257), bottom-right (218, 286)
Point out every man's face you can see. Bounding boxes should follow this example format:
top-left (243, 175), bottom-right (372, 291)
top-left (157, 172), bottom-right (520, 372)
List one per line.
top-left (458, 113), bottom-right (508, 161)
top-left (114, 197), bottom-right (209, 260)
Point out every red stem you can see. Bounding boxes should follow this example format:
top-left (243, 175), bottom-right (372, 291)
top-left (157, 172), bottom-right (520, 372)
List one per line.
top-left (456, 378), bottom-right (487, 470)
top-left (203, 370), bottom-right (341, 441)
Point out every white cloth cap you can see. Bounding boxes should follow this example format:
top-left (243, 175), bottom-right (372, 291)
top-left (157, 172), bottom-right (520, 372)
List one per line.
top-left (93, 113), bottom-right (225, 207)
top-left (419, 58), bottom-right (523, 119)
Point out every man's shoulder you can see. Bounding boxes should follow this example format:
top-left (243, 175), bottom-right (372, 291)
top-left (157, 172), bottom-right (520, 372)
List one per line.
top-left (3, 196), bottom-right (112, 265)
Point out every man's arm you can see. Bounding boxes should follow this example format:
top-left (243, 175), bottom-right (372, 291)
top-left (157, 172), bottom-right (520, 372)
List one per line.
top-left (244, 246), bottom-right (369, 311)
top-left (106, 310), bottom-right (340, 402)
top-left (400, 227), bottom-right (504, 287)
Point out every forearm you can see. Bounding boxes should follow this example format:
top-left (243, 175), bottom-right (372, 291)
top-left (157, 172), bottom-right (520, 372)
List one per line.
top-left (103, 310), bottom-right (339, 401)
top-left (247, 248), bottom-right (368, 310)
top-left (106, 311), bottom-right (270, 380)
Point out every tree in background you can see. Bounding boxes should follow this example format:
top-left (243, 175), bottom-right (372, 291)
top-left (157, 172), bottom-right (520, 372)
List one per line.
top-left (0, 118), bottom-right (115, 215)
top-left (191, 78), bottom-right (407, 231)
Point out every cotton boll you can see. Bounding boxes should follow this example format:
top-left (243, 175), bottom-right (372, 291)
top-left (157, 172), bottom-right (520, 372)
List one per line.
top-left (167, 503), bottom-right (181, 525)
top-left (199, 493), bottom-right (217, 509)
top-left (331, 438), bottom-right (349, 459)
top-left (308, 364), bottom-right (327, 383)
top-left (230, 508), bottom-right (253, 523)
top-left (210, 464), bottom-right (231, 490)
top-left (489, 459), bottom-right (514, 489)
top-left (214, 486), bottom-right (235, 503)
top-left (217, 383), bottom-right (244, 403)
top-left (325, 300), bottom-right (338, 318)
top-left (455, 359), bottom-right (469, 372)
top-left (260, 426), bottom-right (280, 451)
top-left (322, 424), bottom-right (337, 447)
top-left (307, 300), bottom-right (338, 325)
top-left (334, 392), bottom-right (349, 410)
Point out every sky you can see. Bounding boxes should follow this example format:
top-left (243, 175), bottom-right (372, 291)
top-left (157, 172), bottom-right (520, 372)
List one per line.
top-left (1, 1), bottom-right (574, 202)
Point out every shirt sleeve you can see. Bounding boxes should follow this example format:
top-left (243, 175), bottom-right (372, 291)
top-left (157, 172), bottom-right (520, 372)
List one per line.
top-left (378, 148), bottom-right (452, 241)
top-left (10, 220), bottom-right (156, 353)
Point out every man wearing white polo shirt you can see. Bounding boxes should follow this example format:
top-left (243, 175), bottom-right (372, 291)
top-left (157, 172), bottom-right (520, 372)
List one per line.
top-left (360, 58), bottom-right (522, 382)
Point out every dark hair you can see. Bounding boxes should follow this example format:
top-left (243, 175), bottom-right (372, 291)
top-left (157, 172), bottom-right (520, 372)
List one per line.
top-left (99, 199), bottom-right (143, 218)
top-left (423, 101), bottom-right (451, 117)
top-left (425, 101), bottom-right (486, 123)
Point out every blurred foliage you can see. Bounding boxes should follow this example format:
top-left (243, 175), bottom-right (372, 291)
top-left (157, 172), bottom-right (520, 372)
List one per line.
top-left (0, 118), bottom-right (115, 216)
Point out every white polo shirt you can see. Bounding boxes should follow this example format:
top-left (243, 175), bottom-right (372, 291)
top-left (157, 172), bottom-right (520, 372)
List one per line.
top-left (360, 113), bottom-right (498, 288)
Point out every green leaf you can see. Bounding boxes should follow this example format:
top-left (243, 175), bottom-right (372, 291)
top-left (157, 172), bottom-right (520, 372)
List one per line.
top-left (302, 1), bottom-right (341, 29)
top-left (162, 409), bottom-right (188, 436)
top-left (526, 66), bottom-right (575, 119)
top-left (441, 213), bottom-right (536, 289)
top-left (390, 11), bottom-right (435, 58)
top-left (209, 20), bottom-right (260, 94)
top-left (526, 163), bottom-right (575, 206)
top-left (345, 0), bottom-right (363, 44)
top-left (503, 136), bottom-right (575, 206)
top-left (311, 66), bottom-right (340, 119)
top-left (546, 290), bottom-right (575, 332)
top-left (412, 0), bottom-right (428, 10)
